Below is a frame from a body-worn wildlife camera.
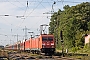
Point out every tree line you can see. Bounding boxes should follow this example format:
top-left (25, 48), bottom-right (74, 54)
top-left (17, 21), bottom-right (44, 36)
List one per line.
top-left (49, 2), bottom-right (90, 50)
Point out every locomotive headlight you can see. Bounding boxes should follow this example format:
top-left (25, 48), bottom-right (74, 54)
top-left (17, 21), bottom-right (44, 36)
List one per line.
top-left (42, 43), bottom-right (45, 45)
top-left (51, 43), bottom-right (54, 45)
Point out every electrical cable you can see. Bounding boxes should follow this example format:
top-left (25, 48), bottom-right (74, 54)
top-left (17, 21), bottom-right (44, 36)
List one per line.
top-left (37, 0), bottom-right (48, 11)
top-left (4, 0), bottom-right (28, 35)
top-left (15, 0), bottom-right (26, 7)
top-left (57, 0), bottom-right (81, 3)
top-left (40, 3), bottom-right (48, 11)
top-left (14, 0), bottom-right (44, 31)
top-left (47, 0), bottom-right (51, 6)
top-left (14, 0), bottom-right (44, 33)
top-left (0, 0), bottom-right (53, 3)
top-left (0, 0), bottom-right (88, 3)
top-left (25, 0), bottom-right (43, 19)
top-left (6, 0), bottom-right (25, 10)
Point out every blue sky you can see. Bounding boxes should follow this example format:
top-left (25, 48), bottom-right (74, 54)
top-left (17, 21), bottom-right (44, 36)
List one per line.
top-left (0, 0), bottom-right (89, 46)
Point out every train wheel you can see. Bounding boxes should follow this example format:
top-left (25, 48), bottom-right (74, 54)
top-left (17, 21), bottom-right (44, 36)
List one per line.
top-left (32, 51), bottom-right (34, 54)
top-left (45, 53), bottom-right (48, 56)
top-left (37, 51), bottom-right (41, 55)
top-left (35, 50), bottom-right (36, 54)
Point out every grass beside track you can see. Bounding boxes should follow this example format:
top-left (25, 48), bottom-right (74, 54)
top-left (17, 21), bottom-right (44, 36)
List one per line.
top-left (0, 49), bottom-right (90, 60)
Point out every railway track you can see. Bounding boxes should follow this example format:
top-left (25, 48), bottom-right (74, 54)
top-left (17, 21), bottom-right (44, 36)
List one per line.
top-left (0, 50), bottom-right (88, 60)
top-left (7, 50), bottom-right (75, 60)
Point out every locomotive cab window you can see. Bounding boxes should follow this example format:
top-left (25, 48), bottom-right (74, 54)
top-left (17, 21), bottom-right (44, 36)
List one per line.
top-left (48, 37), bottom-right (53, 41)
top-left (42, 37), bottom-right (53, 41)
top-left (42, 37), bottom-right (48, 41)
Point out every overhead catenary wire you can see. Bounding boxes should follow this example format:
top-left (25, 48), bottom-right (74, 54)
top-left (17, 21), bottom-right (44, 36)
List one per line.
top-left (36, 0), bottom-right (49, 11)
top-left (0, 0), bottom-right (52, 3)
top-left (40, 3), bottom-right (49, 11)
top-left (47, 0), bottom-right (51, 6)
top-left (57, 0), bottom-right (81, 3)
top-left (0, 15), bottom-right (25, 42)
top-left (14, 0), bottom-right (44, 30)
top-left (0, 15), bottom-right (25, 35)
top-left (15, 0), bottom-right (28, 17)
top-left (6, 0), bottom-right (25, 10)
top-left (0, 16), bottom-right (16, 39)
top-left (0, 17), bottom-right (15, 38)
top-left (24, 0), bottom-right (51, 35)
top-left (2, 1), bottom-right (25, 37)
top-left (1, 0), bottom-right (88, 29)
top-left (30, 16), bottom-right (44, 31)
top-left (22, 0), bottom-right (35, 18)
top-left (15, 0), bottom-right (26, 7)
top-left (0, 16), bottom-right (12, 26)
top-left (25, 0), bottom-right (44, 19)
top-left (8, 1), bottom-right (29, 34)
top-left (23, 1), bottom-right (29, 18)
top-left (7, 0), bottom-right (29, 18)
top-left (2, 0), bottom-right (47, 34)
top-left (0, 0), bottom-right (88, 3)
top-left (14, 0), bottom-right (44, 33)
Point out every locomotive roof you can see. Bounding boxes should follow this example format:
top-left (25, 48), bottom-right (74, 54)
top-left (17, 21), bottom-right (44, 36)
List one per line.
top-left (40, 33), bottom-right (53, 35)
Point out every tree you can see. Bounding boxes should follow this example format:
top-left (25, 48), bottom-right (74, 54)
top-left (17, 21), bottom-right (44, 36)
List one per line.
top-left (49, 2), bottom-right (90, 49)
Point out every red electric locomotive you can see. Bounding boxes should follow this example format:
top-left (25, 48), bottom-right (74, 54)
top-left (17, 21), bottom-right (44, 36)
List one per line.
top-left (40, 34), bottom-right (55, 54)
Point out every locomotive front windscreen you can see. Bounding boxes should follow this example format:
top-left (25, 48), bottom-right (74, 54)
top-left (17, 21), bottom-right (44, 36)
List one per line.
top-left (42, 37), bottom-right (53, 41)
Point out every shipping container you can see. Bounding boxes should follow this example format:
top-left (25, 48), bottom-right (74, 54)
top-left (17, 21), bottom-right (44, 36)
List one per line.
top-left (25, 39), bottom-right (30, 51)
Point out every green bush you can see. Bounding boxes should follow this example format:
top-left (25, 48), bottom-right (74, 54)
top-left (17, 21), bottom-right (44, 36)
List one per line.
top-left (71, 47), bottom-right (79, 53)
